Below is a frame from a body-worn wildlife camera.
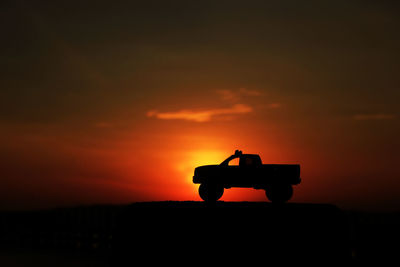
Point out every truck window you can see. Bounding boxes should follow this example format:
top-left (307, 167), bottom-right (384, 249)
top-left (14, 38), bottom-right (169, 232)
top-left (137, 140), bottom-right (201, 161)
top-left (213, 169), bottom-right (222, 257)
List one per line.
top-left (239, 156), bottom-right (261, 166)
top-left (245, 157), bottom-right (253, 166)
top-left (228, 157), bottom-right (239, 166)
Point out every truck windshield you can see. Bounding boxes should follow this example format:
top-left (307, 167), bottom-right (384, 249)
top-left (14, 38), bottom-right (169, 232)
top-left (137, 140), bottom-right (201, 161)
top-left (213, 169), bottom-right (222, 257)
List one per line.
top-left (220, 155), bottom-right (239, 166)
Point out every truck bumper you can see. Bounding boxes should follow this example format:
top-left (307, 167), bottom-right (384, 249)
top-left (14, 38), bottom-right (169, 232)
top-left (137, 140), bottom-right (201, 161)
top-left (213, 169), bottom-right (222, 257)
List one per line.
top-left (193, 176), bottom-right (201, 184)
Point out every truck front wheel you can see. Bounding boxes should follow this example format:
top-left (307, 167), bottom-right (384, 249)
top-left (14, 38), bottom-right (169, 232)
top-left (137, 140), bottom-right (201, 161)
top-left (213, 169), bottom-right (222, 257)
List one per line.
top-left (199, 183), bottom-right (224, 202)
top-left (265, 184), bottom-right (293, 203)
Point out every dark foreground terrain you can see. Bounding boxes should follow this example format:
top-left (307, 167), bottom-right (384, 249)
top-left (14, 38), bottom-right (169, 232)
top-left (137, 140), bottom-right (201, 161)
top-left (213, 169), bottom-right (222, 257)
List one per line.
top-left (1, 202), bottom-right (399, 265)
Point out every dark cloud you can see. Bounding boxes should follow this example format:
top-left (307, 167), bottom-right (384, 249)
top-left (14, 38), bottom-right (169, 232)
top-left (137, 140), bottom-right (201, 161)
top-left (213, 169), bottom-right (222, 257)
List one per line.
top-left (1, 0), bottom-right (399, 124)
top-left (353, 113), bottom-right (396, 120)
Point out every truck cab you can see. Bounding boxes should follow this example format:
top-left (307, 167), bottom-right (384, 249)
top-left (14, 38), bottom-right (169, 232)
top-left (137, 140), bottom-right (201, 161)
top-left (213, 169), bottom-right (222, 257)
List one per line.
top-left (220, 151), bottom-right (262, 167)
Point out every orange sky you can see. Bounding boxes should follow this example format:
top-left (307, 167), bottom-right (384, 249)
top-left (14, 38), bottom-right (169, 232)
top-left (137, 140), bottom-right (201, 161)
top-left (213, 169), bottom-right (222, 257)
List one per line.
top-left (1, 1), bottom-right (399, 211)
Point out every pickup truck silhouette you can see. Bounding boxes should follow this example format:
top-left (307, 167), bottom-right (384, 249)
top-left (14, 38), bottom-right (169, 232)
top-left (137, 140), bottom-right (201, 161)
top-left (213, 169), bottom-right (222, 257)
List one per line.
top-left (193, 150), bottom-right (301, 202)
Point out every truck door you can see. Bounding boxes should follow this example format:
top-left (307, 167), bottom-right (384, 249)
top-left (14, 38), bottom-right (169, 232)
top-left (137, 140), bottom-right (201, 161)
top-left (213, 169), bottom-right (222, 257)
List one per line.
top-left (226, 157), bottom-right (241, 185)
top-left (238, 156), bottom-right (259, 186)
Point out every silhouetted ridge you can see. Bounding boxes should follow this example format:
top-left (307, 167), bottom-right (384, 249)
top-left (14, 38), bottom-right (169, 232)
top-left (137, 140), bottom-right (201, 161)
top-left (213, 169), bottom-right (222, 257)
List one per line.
top-left (113, 202), bottom-right (350, 264)
top-left (2, 202), bottom-right (400, 264)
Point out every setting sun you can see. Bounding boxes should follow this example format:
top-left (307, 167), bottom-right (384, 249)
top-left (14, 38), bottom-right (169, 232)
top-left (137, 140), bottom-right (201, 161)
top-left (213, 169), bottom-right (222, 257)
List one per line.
top-left (176, 150), bottom-right (226, 184)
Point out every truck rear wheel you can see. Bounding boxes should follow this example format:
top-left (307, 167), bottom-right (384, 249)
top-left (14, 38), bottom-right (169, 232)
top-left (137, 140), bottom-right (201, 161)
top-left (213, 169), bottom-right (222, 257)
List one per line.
top-left (199, 183), bottom-right (224, 202)
top-left (265, 184), bottom-right (293, 203)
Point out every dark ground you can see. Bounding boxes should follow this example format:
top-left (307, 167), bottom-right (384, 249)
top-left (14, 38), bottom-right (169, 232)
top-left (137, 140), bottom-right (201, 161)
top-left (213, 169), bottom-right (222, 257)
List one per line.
top-left (1, 202), bottom-right (399, 265)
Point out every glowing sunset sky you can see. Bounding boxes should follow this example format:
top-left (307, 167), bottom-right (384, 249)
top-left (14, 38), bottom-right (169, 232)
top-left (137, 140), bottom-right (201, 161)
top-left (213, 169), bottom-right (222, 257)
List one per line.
top-left (1, 0), bottom-right (399, 210)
